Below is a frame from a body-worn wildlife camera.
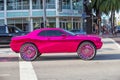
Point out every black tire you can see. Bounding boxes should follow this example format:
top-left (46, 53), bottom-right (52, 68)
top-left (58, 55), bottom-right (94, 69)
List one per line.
top-left (77, 42), bottom-right (96, 60)
top-left (37, 53), bottom-right (41, 57)
top-left (20, 43), bottom-right (38, 61)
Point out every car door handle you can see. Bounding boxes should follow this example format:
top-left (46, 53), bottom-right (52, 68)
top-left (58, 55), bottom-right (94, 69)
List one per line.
top-left (62, 37), bottom-right (66, 39)
top-left (47, 38), bottom-right (50, 40)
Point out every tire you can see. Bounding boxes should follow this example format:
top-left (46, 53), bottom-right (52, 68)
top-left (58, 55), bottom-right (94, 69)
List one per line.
top-left (37, 53), bottom-right (41, 57)
top-left (20, 43), bottom-right (38, 61)
top-left (77, 42), bottom-right (96, 60)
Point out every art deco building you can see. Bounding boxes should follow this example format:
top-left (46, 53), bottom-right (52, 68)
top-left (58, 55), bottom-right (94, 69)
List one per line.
top-left (0, 0), bottom-right (83, 31)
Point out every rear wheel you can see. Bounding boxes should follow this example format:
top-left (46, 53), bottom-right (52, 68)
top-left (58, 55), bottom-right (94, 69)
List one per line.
top-left (20, 43), bottom-right (38, 61)
top-left (77, 42), bottom-right (96, 60)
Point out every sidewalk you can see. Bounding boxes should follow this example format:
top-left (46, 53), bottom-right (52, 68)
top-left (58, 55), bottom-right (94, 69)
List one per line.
top-left (100, 33), bottom-right (120, 38)
top-left (99, 33), bottom-right (120, 45)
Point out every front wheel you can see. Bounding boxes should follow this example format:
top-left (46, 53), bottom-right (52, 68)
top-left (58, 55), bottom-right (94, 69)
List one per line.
top-left (77, 42), bottom-right (96, 60)
top-left (20, 43), bottom-right (38, 61)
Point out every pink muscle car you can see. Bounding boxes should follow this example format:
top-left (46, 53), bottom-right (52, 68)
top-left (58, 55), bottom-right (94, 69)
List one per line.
top-left (10, 28), bottom-right (103, 61)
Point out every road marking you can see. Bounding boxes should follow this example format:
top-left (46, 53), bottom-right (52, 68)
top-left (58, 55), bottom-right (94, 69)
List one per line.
top-left (0, 74), bottom-right (10, 77)
top-left (109, 38), bottom-right (120, 49)
top-left (17, 38), bottom-right (119, 80)
top-left (103, 38), bottom-right (120, 49)
top-left (19, 56), bottom-right (38, 80)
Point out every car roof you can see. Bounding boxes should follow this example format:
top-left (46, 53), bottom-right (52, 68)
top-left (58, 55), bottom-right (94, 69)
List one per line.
top-left (37, 28), bottom-right (62, 30)
top-left (27, 28), bottom-right (63, 36)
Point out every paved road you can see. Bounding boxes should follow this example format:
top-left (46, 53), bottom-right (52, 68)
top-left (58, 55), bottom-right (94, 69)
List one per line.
top-left (0, 38), bottom-right (120, 80)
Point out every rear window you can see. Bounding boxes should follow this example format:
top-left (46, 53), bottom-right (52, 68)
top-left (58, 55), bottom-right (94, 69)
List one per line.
top-left (0, 26), bottom-right (6, 33)
top-left (38, 30), bottom-right (64, 36)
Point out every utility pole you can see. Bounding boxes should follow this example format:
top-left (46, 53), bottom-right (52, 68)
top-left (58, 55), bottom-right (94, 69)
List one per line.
top-left (43, 0), bottom-right (46, 28)
top-left (83, 0), bottom-right (92, 34)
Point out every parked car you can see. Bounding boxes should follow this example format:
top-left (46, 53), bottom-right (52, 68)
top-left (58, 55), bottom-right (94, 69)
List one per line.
top-left (116, 26), bottom-right (120, 33)
top-left (70, 29), bottom-right (86, 34)
top-left (34, 27), bottom-right (40, 30)
top-left (0, 25), bottom-right (29, 44)
top-left (10, 28), bottom-right (103, 61)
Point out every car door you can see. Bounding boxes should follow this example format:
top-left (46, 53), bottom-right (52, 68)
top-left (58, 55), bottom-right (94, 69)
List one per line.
top-left (38, 29), bottom-right (74, 53)
top-left (0, 26), bottom-right (12, 44)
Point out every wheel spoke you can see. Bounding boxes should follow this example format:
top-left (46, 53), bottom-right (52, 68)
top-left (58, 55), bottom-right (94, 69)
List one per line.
top-left (77, 42), bottom-right (96, 60)
top-left (20, 43), bottom-right (38, 61)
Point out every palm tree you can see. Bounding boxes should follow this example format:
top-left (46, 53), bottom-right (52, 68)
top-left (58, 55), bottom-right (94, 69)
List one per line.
top-left (90, 0), bottom-right (103, 18)
top-left (90, 0), bottom-right (104, 34)
top-left (90, 0), bottom-right (120, 34)
top-left (99, 0), bottom-right (120, 34)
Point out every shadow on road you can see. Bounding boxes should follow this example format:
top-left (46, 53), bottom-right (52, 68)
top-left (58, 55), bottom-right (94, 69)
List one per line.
top-left (35, 53), bottom-right (120, 61)
top-left (0, 46), bottom-right (10, 48)
top-left (95, 54), bottom-right (120, 60)
top-left (0, 57), bottom-right (19, 62)
top-left (103, 41), bottom-right (115, 44)
top-left (0, 54), bottom-right (120, 62)
top-left (36, 55), bottom-right (80, 61)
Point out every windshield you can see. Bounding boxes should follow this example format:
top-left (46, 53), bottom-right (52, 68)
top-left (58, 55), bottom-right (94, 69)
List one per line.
top-left (14, 26), bottom-right (23, 32)
top-left (8, 26), bottom-right (23, 33)
top-left (64, 30), bottom-right (76, 36)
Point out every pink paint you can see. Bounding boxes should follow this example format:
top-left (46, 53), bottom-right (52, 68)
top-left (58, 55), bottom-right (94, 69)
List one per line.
top-left (10, 28), bottom-right (103, 54)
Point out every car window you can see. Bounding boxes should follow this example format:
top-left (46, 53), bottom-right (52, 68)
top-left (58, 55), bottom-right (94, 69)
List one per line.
top-left (64, 30), bottom-right (75, 35)
top-left (8, 26), bottom-right (20, 33)
top-left (38, 30), bottom-right (64, 36)
top-left (0, 26), bottom-right (6, 33)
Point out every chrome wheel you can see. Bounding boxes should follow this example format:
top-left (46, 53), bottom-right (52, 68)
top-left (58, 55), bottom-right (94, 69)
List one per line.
top-left (77, 42), bottom-right (96, 60)
top-left (20, 43), bottom-right (38, 61)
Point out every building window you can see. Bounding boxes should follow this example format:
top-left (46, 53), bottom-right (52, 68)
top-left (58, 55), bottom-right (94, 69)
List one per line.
top-left (73, 18), bottom-right (82, 29)
top-left (32, 0), bottom-right (43, 9)
top-left (60, 17), bottom-right (82, 30)
top-left (72, 0), bottom-right (82, 10)
top-left (60, 18), bottom-right (72, 30)
top-left (7, 18), bottom-right (28, 31)
top-left (0, 0), bottom-right (4, 10)
top-left (0, 19), bottom-right (4, 25)
top-left (7, 0), bottom-right (29, 10)
top-left (46, 0), bottom-right (55, 9)
top-left (47, 18), bottom-right (56, 27)
top-left (62, 0), bottom-right (71, 9)
top-left (33, 18), bottom-right (43, 29)
top-left (32, 0), bottom-right (55, 9)
top-left (33, 17), bottom-right (56, 29)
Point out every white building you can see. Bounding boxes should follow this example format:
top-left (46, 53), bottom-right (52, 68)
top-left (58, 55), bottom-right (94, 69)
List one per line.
top-left (0, 0), bottom-right (84, 31)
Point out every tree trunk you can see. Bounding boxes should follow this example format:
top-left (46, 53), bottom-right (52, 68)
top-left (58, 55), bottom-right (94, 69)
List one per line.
top-left (86, 17), bottom-right (92, 34)
top-left (111, 11), bottom-right (115, 34)
top-left (83, 0), bottom-right (92, 34)
top-left (96, 9), bottom-right (101, 34)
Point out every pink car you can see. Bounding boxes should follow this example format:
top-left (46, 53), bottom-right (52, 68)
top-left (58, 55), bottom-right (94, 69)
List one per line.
top-left (10, 28), bottom-right (103, 61)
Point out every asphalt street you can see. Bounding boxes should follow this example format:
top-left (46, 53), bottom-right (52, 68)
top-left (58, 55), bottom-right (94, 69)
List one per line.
top-left (0, 38), bottom-right (120, 80)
